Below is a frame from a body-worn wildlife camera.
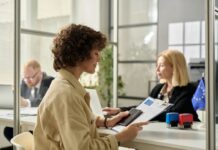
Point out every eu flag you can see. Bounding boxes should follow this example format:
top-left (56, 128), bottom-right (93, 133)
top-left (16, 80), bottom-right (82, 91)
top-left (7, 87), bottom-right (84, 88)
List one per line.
top-left (192, 78), bottom-right (206, 111)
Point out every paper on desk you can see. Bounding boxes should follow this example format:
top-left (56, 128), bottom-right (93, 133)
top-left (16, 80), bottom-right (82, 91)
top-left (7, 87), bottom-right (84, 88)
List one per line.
top-left (7, 107), bottom-right (38, 116)
top-left (20, 107), bottom-right (38, 116)
top-left (118, 146), bottom-right (136, 150)
top-left (112, 97), bottom-right (172, 132)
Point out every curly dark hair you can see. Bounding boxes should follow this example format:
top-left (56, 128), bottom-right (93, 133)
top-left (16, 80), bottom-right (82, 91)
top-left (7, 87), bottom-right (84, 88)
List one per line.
top-left (52, 24), bottom-right (107, 71)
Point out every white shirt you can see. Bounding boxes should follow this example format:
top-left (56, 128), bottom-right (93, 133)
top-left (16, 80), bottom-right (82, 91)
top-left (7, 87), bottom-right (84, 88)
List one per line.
top-left (26, 79), bottom-right (42, 107)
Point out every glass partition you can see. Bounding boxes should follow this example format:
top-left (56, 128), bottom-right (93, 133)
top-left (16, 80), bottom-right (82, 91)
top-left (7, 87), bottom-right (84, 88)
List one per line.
top-left (20, 34), bottom-right (55, 76)
top-left (110, 0), bottom-right (158, 26)
top-left (119, 26), bottom-right (157, 61)
top-left (118, 63), bottom-right (156, 98)
top-left (21, 0), bottom-right (71, 33)
top-left (110, 0), bottom-right (158, 105)
top-left (0, 0), bottom-right (14, 148)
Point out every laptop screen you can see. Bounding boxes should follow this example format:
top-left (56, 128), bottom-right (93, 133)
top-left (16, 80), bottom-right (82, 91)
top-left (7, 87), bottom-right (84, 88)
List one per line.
top-left (0, 84), bottom-right (14, 109)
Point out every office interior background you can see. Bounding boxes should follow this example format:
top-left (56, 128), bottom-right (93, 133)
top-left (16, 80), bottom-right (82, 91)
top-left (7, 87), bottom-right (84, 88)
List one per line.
top-left (0, 0), bottom-right (218, 149)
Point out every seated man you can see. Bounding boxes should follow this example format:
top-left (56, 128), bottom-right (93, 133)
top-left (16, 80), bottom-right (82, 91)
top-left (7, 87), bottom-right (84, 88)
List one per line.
top-left (20, 59), bottom-right (54, 107)
top-left (3, 59), bottom-right (54, 144)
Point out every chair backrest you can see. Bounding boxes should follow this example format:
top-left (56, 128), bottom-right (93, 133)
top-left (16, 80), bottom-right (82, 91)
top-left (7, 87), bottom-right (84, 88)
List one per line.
top-left (10, 132), bottom-right (34, 150)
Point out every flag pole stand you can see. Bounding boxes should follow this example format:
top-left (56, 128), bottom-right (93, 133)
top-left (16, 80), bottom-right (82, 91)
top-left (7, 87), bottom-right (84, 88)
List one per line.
top-left (196, 109), bottom-right (206, 130)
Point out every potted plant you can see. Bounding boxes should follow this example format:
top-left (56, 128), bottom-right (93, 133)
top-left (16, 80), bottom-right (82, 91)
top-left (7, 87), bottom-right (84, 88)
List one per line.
top-left (97, 45), bottom-right (125, 107)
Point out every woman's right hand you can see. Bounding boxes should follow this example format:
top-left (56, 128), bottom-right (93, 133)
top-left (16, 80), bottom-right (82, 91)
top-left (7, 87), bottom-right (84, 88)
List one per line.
top-left (102, 107), bottom-right (121, 115)
top-left (115, 121), bottom-right (148, 143)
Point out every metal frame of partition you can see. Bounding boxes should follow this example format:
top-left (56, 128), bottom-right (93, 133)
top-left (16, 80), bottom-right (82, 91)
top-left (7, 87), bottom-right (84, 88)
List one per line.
top-left (205, 0), bottom-right (216, 150)
top-left (14, 0), bottom-right (21, 136)
top-left (112, 0), bottom-right (118, 107)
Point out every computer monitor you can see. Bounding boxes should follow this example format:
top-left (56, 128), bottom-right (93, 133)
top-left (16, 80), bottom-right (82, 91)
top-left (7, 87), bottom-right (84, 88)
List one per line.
top-left (188, 58), bottom-right (205, 82)
top-left (0, 84), bottom-right (13, 109)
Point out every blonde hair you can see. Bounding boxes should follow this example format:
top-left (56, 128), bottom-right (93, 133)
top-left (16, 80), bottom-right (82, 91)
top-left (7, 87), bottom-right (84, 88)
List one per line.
top-left (158, 49), bottom-right (189, 86)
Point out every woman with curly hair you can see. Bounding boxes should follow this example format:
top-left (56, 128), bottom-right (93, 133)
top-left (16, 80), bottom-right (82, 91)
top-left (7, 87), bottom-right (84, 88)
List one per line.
top-left (34, 24), bottom-right (147, 150)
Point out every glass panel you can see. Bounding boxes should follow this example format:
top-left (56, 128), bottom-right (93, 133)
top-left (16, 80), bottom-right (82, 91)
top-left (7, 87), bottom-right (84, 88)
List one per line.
top-left (21, 34), bottom-right (56, 76)
top-left (185, 21), bottom-right (200, 44)
top-left (201, 21), bottom-right (205, 44)
top-left (119, 26), bottom-right (157, 61)
top-left (184, 45), bottom-right (200, 63)
top-left (0, 1), bottom-right (14, 84)
top-left (118, 63), bottom-right (156, 97)
top-left (0, 22), bottom-right (14, 84)
top-left (168, 46), bottom-right (184, 53)
top-left (119, 0), bottom-right (158, 25)
top-left (0, 0), bottom-right (14, 147)
top-left (215, 20), bottom-right (218, 43)
top-left (21, 0), bottom-right (70, 33)
top-left (168, 22), bottom-right (183, 45)
top-left (201, 45), bottom-right (205, 58)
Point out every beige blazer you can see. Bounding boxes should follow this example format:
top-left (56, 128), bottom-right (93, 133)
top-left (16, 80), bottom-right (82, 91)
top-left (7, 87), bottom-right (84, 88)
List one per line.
top-left (34, 69), bottom-right (118, 150)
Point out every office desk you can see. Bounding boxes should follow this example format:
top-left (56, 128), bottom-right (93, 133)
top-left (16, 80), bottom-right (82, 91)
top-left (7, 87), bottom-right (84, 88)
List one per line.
top-left (99, 123), bottom-right (206, 150)
top-left (0, 109), bottom-right (208, 150)
top-left (0, 109), bottom-right (36, 131)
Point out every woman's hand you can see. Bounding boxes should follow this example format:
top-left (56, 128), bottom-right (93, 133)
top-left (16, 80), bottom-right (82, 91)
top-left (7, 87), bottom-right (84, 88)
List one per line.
top-left (106, 111), bottom-right (129, 127)
top-left (102, 107), bottom-right (121, 115)
top-left (115, 121), bottom-right (148, 143)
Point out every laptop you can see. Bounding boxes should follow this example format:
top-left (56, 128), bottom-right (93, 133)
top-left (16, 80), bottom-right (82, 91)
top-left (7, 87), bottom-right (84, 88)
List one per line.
top-left (86, 89), bottom-right (104, 117)
top-left (0, 84), bottom-right (14, 109)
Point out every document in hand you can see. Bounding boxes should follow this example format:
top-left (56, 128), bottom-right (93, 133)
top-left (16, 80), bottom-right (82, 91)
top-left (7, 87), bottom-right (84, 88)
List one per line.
top-left (112, 97), bottom-right (173, 132)
top-left (118, 108), bottom-right (143, 126)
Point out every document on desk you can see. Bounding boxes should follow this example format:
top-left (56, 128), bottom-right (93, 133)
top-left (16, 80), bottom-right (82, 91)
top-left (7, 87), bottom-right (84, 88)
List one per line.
top-left (112, 97), bottom-right (172, 132)
top-left (7, 107), bottom-right (38, 116)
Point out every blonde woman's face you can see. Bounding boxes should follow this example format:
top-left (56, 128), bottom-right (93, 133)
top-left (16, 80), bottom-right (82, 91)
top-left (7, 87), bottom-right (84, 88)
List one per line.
top-left (156, 56), bottom-right (173, 81)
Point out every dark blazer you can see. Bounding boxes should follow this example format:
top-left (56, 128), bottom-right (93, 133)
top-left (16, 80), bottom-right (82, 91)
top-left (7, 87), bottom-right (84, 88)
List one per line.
top-left (120, 82), bottom-right (200, 122)
top-left (150, 83), bottom-right (199, 121)
top-left (21, 72), bottom-right (54, 107)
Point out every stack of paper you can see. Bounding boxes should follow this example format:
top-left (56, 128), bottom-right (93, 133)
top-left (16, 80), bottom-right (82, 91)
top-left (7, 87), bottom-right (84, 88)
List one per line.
top-left (7, 107), bottom-right (38, 116)
top-left (119, 146), bottom-right (135, 150)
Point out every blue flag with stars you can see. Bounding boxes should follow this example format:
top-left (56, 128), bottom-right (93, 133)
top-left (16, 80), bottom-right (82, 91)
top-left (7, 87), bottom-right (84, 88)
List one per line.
top-left (192, 78), bottom-right (206, 111)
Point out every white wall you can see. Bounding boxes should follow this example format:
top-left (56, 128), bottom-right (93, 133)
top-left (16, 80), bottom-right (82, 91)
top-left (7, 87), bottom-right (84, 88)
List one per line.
top-left (158, 0), bottom-right (204, 51)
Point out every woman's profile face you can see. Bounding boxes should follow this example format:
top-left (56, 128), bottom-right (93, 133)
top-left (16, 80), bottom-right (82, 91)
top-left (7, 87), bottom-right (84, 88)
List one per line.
top-left (80, 49), bottom-right (100, 74)
top-left (156, 56), bottom-right (173, 81)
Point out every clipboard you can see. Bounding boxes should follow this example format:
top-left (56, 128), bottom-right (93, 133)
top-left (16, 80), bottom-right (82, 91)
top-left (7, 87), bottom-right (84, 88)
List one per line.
top-left (112, 97), bottom-right (173, 132)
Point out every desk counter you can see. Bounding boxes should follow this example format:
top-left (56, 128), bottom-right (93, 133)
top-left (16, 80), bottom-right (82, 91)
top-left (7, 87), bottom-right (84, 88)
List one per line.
top-left (99, 122), bottom-right (207, 150)
top-left (0, 109), bottom-right (209, 150)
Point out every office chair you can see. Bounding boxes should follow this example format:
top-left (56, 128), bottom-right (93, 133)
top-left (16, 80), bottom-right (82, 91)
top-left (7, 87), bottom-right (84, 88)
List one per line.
top-left (10, 132), bottom-right (33, 150)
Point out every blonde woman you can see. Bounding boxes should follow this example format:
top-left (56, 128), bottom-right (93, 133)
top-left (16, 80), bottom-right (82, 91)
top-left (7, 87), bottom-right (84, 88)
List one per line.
top-left (103, 49), bottom-right (199, 121)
